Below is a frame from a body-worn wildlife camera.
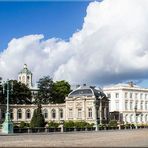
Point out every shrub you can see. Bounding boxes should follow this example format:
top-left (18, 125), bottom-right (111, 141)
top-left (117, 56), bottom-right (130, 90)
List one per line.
top-left (20, 121), bottom-right (26, 128)
top-left (125, 123), bottom-right (130, 128)
top-left (30, 104), bottom-right (45, 128)
top-left (19, 121), bottom-right (30, 128)
top-left (108, 120), bottom-right (118, 127)
top-left (86, 123), bottom-right (94, 128)
top-left (74, 121), bottom-right (88, 128)
top-left (63, 121), bottom-right (75, 128)
top-left (13, 123), bottom-right (19, 128)
top-left (48, 121), bottom-right (60, 128)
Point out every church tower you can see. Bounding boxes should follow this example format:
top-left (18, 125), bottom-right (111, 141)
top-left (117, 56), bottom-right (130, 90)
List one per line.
top-left (18, 64), bottom-right (33, 88)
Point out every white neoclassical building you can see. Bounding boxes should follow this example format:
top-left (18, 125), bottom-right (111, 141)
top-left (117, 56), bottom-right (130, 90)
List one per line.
top-left (103, 82), bottom-right (148, 124)
top-left (0, 64), bottom-right (109, 125)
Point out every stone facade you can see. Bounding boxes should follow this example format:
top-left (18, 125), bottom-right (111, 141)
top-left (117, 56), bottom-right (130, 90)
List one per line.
top-left (0, 64), bottom-right (109, 125)
top-left (103, 82), bottom-right (148, 124)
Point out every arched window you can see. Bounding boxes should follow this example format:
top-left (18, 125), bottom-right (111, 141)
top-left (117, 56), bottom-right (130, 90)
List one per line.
top-left (51, 109), bottom-right (56, 119)
top-left (130, 114), bottom-right (133, 123)
top-left (145, 114), bottom-right (148, 122)
top-left (10, 109), bottom-right (13, 119)
top-left (43, 109), bottom-right (48, 119)
top-left (17, 109), bottom-right (22, 119)
top-left (26, 109), bottom-right (31, 119)
top-left (141, 114), bottom-right (143, 122)
top-left (125, 114), bottom-right (128, 123)
top-left (88, 108), bottom-right (92, 118)
top-left (59, 109), bottom-right (63, 119)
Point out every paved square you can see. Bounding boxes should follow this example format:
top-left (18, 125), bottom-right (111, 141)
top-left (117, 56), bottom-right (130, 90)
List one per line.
top-left (0, 129), bottom-right (148, 147)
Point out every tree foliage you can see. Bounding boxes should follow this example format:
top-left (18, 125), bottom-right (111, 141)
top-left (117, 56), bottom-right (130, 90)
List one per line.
top-left (35, 76), bottom-right (53, 104)
top-left (48, 121), bottom-right (60, 128)
top-left (0, 77), bottom-right (3, 104)
top-left (0, 80), bottom-right (32, 104)
top-left (51, 80), bottom-right (71, 103)
top-left (35, 76), bottom-right (71, 104)
top-left (108, 120), bottom-right (118, 127)
top-left (63, 121), bottom-right (75, 128)
top-left (10, 80), bottom-right (32, 104)
top-left (30, 104), bottom-right (45, 128)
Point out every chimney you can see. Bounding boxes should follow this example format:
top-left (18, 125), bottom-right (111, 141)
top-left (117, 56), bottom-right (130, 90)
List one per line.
top-left (83, 84), bottom-right (86, 87)
top-left (128, 81), bottom-right (134, 87)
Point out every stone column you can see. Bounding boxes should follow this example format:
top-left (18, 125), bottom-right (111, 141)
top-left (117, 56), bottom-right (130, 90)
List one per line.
top-left (100, 99), bottom-right (102, 125)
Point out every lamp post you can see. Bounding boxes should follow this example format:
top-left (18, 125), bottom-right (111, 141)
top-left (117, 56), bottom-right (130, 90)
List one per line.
top-left (94, 99), bottom-right (99, 131)
top-left (118, 112), bottom-right (121, 130)
top-left (134, 105), bottom-right (138, 129)
top-left (2, 79), bottom-right (13, 134)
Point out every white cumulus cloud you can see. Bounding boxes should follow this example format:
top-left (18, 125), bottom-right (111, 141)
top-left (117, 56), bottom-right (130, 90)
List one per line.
top-left (1, 0), bottom-right (148, 86)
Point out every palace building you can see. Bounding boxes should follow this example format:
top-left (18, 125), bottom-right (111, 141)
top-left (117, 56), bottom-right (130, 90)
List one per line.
top-left (0, 64), bottom-right (109, 126)
top-left (1, 64), bottom-right (147, 125)
top-left (103, 82), bottom-right (148, 124)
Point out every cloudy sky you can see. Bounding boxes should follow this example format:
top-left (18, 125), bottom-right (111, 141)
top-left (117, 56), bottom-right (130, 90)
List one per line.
top-left (0, 0), bottom-right (148, 87)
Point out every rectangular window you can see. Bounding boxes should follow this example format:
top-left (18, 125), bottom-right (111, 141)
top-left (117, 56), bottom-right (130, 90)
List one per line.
top-left (69, 109), bottom-right (73, 118)
top-left (135, 93), bottom-right (138, 99)
top-left (141, 101), bottom-right (143, 110)
top-left (88, 108), bottom-right (92, 118)
top-left (77, 108), bottom-right (82, 119)
top-left (145, 94), bottom-right (148, 99)
top-left (115, 101), bottom-right (119, 110)
top-left (130, 101), bottom-right (133, 110)
top-left (130, 93), bottom-right (132, 99)
top-left (140, 93), bottom-right (143, 99)
top-left (125, 92), bottom-right (128, 98)
top-left (145, 102), bottom-right (148, 110)
top-left (135, 101), bottom-right (138, 109)
top-left (125, 101), bottom-right (128, 110)
top-left (115, 93), bottom-right (119, 98)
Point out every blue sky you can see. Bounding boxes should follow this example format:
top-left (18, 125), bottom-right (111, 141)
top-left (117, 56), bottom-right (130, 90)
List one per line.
top-left (0, 1), bottom-right (90, 51)
top-left (0, 0), bottom-right (148, 88)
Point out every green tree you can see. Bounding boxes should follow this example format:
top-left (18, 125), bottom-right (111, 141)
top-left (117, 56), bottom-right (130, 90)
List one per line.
top-left (51, 80), bottom-right (71, 103)
top-left (0, 77), bottom-right (3, 104)
top-left (30, 104), bottom-right (45, 128)
top-left (63, 121), bottom-right (75, 128)
top-left (108, 120), bottom-right (118, 127)
top-left (10, 80), bottom-right (32, 104)
top-left (48, 121), bottom-right (60, 128)
top-left (35, 76), bottom-right (53, 104)
top-left (0, 80), bottom-right (32, 104)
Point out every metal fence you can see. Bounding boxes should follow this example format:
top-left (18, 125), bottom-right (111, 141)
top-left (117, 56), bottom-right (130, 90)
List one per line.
top-left (10, 125), bottom-right (148, 133)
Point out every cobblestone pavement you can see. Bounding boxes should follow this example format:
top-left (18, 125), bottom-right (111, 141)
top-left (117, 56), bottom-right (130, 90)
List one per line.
top-left (0, 129), bottom-right (148, 147)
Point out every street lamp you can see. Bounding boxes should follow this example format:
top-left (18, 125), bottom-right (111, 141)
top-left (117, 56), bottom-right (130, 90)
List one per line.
top-left (94, 99), bottom-right (99, 131)
top-left (134, 105), bottom-right (138, 129)
top-left (2, 79), bottom-right (13, 134)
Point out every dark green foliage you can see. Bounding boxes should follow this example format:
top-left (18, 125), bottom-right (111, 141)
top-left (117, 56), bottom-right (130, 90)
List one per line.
top-left (34, 76), bottom-right (71, 104)
top-left (74, 121), bottom-right (94, 128)
top-left (63, 121), bottom-right (75, 128)
top-left (35, 76), bottom-right (53, 104)
top-left (125, 123), bottom-right (131, 128)
top-left (13, 123), bottom-right (19, 128)
top-left (0, 77), bottom-right (3, 104)
top-left (86, 123), bottom-right (94, 128)
top-left (51, 80), bottom-right (71, 103)
top-left (108, 120), bottom-right (118, 127)
top-left (0, 80), bottom-right (32, 104)
top-left (10, 80), bottom-right (32, 104)
top-left (74, 121), bottom-right (88, 128)
top-left (63, 120), bottom-right (93, 129)
top-left (20, 121), bottom-right (26, 128)
top-left (30, 105), bottom-right (45, 128)
top-left (48, 121), bottom-right (60, 128)
top-left (19, 121), bottom-right (30, 128)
